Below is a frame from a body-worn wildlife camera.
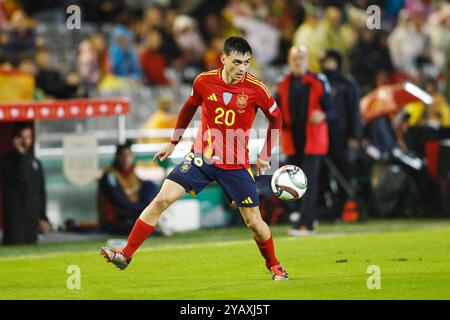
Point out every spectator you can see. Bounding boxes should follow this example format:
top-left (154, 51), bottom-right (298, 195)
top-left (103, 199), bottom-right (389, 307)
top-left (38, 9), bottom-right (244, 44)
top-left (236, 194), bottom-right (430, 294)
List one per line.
top-left (387, 9), bottom-right (412, 72)
top-left (159, 8), bottom-right (183, 67)
top-left (203, 36), bottom-right (224, 71)
top-left (405, 0), bottom-right (435, 20)
top-left (349, 29), bottom-right (378, 94)
top-left (276, 45), bottom-right (334, 235)
top-left (321, 49), bottom-right (362, 210)
top-left (375, 32), bottom-right (395, 76)
top-left (77, 39), bottom-right (101, 92)
top-left (355, 30), bottom-right (395, 91)
top-left (233, 16), bottom-right (280, 67)
top-left (248, 0), bottom-right (270, 21)
top-left (139, 29), bottom-right (171, 86)
top-left (317, 6), bottom-right (354, 66)
top-left (90, 33), bottom-right (110, 76)
top-left (75, 0), bottom-right (125, 23)
top-left (4, 10), bottom-right (38, 62)
top-left (269, 0), bottom-right (298, 65)
top-left (292, 9), bottom-right (322, 72)
top-left (142, 6), bottom-right (164, 34)
top-left (98, 142), bottom-right (157, 235)
top-left (426, 2), bottom-right (450, 74)
top-left (1, 123), bottom-right (50, 245)
top-left (109, 25), bottom-right (142, 79)
top-left (140, 96), bottom-right (178, 145)
top-left (35, 49), bottom-right (80, 99)
top-left (201, 13), bottom-right (223, 44)
top-left (388, 10), bottom-right (431, 77)
top-left (17, 58), bottom-right (45, 100)
top-left (173, 15), bottom-right (206, 68)
top-left (366, 116), bottom-right (398, 156)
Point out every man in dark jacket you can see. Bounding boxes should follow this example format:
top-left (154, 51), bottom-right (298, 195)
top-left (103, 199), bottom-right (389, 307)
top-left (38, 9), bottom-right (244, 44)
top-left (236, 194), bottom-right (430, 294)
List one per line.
top-left (1, 123), bottom-right (49, 245)
top-left (277, 45), bottom-right (335, 235)
top-left (321, 49), bottom-right (362, 199)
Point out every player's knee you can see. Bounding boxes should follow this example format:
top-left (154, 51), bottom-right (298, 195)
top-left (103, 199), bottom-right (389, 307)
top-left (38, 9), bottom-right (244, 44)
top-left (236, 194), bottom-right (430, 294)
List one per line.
top-left (152, 193), bottom-right (174, 210)
top-left (244, 217), bottom-right (263, 231)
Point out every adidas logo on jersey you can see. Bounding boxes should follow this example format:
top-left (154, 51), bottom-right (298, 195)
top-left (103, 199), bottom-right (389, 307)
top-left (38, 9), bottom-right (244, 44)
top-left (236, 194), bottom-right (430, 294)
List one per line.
top-left (242, 197), bottom-right (253, 205)
top-left (207, 93), bottom-right (218, 101)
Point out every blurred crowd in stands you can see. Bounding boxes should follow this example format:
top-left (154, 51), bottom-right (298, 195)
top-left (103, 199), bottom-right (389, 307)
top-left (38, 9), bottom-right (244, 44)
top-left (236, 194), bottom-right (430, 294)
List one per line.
top-left (0, 0), bottom-right (448, 100)
top-left (0, 0), bottom-right (449, 222)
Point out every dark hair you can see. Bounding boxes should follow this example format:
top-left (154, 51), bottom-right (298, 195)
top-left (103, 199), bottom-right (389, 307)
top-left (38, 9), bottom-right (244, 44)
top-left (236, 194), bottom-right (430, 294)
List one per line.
top-left (223, 36), bottom-right (252, 56)
top-left (112, 140), bottom-right (133, 170)
top-left (11, 122), bottom-right (33, 138)
top-left (116, 140), bottom-right (133, 153)
top-left (323, 49), bottom-right (343, 70)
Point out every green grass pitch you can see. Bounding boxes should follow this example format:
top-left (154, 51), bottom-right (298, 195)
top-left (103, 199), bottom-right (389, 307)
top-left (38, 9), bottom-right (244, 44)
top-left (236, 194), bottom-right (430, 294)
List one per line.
top-left (0, 219), bottom-right (449, 300)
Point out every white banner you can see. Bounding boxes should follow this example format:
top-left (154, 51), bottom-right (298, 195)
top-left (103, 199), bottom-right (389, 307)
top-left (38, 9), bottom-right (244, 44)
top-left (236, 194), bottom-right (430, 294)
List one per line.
top-left (63, 134), bottom-right (98, 187)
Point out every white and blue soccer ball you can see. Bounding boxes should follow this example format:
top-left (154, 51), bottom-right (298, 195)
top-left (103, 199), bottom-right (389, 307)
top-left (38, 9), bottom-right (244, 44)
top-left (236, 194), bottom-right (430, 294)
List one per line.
top-left (271, 165), bottom-right (308, 201)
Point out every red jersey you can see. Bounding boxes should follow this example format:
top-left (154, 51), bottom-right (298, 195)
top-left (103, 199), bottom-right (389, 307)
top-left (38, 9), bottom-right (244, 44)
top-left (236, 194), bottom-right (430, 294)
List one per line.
top-left (186, 68), bottom-right (279, 170)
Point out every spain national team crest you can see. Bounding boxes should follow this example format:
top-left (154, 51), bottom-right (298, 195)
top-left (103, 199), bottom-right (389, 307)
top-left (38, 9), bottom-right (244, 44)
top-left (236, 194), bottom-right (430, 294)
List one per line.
top-left (180, 163), bottom-right (191, 173)
top-left (236, 94), bottom-right (248, 110)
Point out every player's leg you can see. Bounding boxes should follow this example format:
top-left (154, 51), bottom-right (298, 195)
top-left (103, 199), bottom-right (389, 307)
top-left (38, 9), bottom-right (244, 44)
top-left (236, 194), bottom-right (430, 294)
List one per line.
top-left (100, 179), bottom-right (185, 269)
top-left (216, 167), bottom-right (288, 280)
top-left (238, 206), bottom-right (273, 257)
top-left (138, 179), bottom-right (185, 226)
top-left (239, 206), bottom-right (288, 280)
top-left (120, 179), bottom-right (186, 257)
top-left (101, 152), bottom-right (213, 269)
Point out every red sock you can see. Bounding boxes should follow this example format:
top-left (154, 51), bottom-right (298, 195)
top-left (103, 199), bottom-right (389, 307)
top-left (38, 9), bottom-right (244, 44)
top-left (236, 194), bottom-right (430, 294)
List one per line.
top-left (254, 234), bottom-right (279, 269)
top-left (122, 219), bottom-right (155, 258)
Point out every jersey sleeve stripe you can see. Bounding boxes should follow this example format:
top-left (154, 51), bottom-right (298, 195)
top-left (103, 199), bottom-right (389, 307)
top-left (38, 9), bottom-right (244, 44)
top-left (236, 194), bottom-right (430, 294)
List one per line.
top-left (247, 74), bottom-right (270, 91)
top-left (246, 78), bottom-right (271, 98)
top-left (246, 74), bottom-right (272, 95)
top-left (269, 101), bottom-right (278, 113)
top-left (194, 70), bottom-right (219, 82)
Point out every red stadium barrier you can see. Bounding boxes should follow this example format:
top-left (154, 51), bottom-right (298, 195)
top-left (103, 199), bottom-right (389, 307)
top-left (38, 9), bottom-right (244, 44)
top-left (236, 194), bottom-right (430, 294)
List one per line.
top-left (0, 97), bottom-right (130, 122)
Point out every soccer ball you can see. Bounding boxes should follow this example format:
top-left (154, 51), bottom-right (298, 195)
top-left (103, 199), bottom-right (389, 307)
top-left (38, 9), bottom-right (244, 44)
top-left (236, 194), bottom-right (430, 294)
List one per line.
top-left (271, 165), bottom-right (308, 201)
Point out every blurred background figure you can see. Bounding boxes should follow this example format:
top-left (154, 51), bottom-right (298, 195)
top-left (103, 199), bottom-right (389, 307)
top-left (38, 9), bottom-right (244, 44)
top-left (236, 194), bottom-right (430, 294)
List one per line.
top-left (98, 141), bottom-right (157, 235)
top-left (35, 49), bottom-right (80, 99)
top-left (173, 14), bottom-right (206, 81)
top-left (138, 96), bottom-right (178, 173)
top-left (1, 123), bottom-right (50, 245)
top-left (139, 29), bottom-right (171, 87)
top-left (77, 39), bottom-right (101, 96)
top-left (3, 10), bottom-right (40, 63)
top-left (203, 36), bottom-right (224, 71)
top-left (292, 8), bottom-right (322, 72)
top-left (140, 96), bottom-right (177, 144)
top-left (90, 33), bottom-right (110, 77)
top-left (320, 49), bottom-right (362, 219)
top-left (276, 46), bottom-right (334, 235)
top-left (109, 25), bottom-right (142, 79)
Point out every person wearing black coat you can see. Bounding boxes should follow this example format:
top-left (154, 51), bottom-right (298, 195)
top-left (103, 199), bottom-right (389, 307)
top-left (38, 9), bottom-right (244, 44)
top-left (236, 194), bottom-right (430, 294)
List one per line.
top-left (321, 49), bottom-right (362, 199)
top-left (1, 123), bottom-right (49, 245)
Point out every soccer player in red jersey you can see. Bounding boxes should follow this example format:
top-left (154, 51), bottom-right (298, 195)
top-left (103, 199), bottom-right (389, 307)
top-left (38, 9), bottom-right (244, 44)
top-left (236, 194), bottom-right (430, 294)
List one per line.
top-left (100, 36), bottom-right (288, 280)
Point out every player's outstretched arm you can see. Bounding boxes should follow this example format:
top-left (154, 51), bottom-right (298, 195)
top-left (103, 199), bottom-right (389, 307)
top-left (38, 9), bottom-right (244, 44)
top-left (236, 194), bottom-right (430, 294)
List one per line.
top-left (152, 142), bottom-right (176, 162)
top-left (152, 98), bottom-right (200, 162)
